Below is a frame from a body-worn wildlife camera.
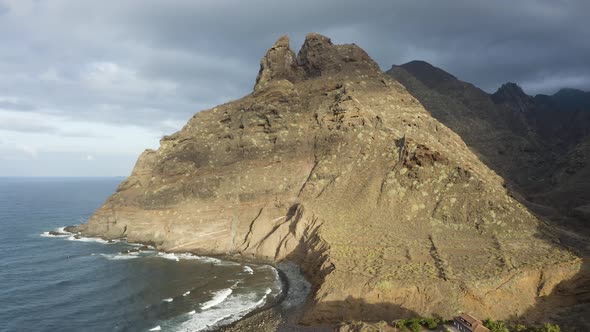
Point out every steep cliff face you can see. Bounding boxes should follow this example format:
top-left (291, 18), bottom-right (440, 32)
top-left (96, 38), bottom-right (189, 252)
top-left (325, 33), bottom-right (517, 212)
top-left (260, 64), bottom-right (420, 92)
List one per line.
top-left (78, 34), bottom-right (579, 325)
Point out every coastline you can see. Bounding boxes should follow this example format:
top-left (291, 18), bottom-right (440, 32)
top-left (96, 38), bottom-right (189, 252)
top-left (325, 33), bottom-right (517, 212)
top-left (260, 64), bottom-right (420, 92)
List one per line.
top-left (219, 262), bottom-right (331, 332)
top-left (62, 225), bottom-right (327, 331)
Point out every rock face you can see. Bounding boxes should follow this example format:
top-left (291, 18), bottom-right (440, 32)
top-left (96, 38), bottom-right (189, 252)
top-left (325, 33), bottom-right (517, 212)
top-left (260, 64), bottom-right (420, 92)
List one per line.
top-left (388, 62), bottom-right (542, 195)
top-left (389, 63), bottom-right (590, 228)
top-left (389, 62), bottom-right (590, 330)
top-left (77, 34), bottom-right (579, 326)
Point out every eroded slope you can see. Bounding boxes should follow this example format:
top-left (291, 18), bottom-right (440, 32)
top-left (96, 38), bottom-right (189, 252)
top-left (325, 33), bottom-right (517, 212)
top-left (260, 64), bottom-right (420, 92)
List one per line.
top-left (78, 34), bottom-right (579, 325)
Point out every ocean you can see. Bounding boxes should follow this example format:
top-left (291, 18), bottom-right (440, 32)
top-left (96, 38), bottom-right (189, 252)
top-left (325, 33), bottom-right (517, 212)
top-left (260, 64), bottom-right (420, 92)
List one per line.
top-left (0, 177), bottom-right (283, 332)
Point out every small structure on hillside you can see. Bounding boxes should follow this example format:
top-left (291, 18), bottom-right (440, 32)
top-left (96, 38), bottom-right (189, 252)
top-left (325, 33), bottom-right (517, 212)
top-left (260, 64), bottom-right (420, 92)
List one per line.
top-left (453, 313), bottom-right (490, 332)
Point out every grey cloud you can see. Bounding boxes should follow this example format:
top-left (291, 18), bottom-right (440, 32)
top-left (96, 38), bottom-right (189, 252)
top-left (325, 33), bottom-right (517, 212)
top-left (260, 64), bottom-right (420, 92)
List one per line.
top-left (0, 100), bottom-right (36, 111)
top-left (1, 1), bottom-right (587, 130)
top-left (0, 122), bottom-right (57, 134)
top-left (0, 0), bottom-right (589, 176)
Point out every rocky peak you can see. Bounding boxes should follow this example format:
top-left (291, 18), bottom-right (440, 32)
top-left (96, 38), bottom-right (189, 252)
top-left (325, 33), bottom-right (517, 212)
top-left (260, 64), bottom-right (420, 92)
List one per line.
top-left (296, 32), bottom-right (380, 78)
top-left (254, 35), bottom-right (301, 91)
top-left (492, 82), bottom-right (528, 101)
top-left (492, 82), bottom-right (535, 112)
top-left (391, 60), bottom-right (457, 89)
top-left (254, 33), bottom-right (380, 90)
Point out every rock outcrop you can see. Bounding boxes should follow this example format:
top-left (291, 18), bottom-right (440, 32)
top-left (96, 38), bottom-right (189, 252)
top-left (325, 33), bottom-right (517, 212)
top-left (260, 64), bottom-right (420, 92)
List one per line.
top-left (77, 34), bottom-right (579, 326)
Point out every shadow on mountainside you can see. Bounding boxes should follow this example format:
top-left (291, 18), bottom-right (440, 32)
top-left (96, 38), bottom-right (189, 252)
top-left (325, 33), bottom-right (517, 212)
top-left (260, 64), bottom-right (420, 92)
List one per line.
top-left (306, 296), bottom-right (421, 325)
top-left (515, 229), bottom-right (590, 332)
top-left (387, 61), bottom-right (590, 331)
top-left (387, 61), bottom-right (590, 235)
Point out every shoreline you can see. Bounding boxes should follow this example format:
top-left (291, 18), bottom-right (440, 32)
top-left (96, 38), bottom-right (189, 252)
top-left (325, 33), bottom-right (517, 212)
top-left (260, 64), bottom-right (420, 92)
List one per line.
top-left (218, 262), bottom-right (332, 332)
top-left (57, 225), bottom-right (325, 331)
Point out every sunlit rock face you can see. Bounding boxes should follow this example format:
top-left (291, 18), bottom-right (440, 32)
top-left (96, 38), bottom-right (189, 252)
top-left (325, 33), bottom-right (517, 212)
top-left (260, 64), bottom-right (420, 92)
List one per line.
top-left (78, 33), bottom-right (579, 326)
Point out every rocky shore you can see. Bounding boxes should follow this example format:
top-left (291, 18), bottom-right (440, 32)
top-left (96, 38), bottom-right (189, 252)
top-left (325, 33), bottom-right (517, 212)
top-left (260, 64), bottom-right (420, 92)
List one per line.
top-left (220, 262), bottom-right (331, 332)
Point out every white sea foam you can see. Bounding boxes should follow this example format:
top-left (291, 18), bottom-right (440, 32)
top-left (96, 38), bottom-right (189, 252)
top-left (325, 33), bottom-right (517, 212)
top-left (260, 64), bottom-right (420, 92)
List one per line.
top-left (40, 226), bottom-right (72, 237)
top-left (183, 291), bottom-right (191, 296)
top-left (149, 326), bottom-right (161, 331)
top-left (201, 288), bottom-right (233, 310)
top-left (41, 228), bottom-right (123, 245)
top-left (156, 252), bottom-right (222, 263)
top-left (97, 253), bottom-right (139, 260)
top-left (175, 289), bottom-right (273, 332)
top-left (253, 288), bottom-right (273, 307)
top-left (158, 252), bottom-right (180, 261)
top-left (243, 266), bottom-right (254, 274)
top-left (163, 298), bottom-right (174, 303)
top-left (188, 310), bottom-right (196, 314)
top-left (66, 235), bottom-right (110, 244)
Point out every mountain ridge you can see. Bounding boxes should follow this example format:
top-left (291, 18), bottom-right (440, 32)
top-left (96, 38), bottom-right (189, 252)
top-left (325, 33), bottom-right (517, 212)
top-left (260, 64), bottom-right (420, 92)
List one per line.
top-left (75, 34), bottom-right (580, 328)
top-left (388, 60), bottom-right (590, 331)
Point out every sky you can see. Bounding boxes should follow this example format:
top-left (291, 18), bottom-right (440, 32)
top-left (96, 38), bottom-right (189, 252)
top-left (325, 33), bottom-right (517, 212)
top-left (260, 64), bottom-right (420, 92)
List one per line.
top-left (0, 0), bottom-right (588, 176)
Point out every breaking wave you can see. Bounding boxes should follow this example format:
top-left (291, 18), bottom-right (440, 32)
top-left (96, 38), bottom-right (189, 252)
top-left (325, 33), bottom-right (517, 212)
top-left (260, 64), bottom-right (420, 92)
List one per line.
top-left (175, 288), bottom-right (274, 332)
top-left (96, 253), bottom-right (139, 260)
top-left (201, 288), bottom-right (233, 310)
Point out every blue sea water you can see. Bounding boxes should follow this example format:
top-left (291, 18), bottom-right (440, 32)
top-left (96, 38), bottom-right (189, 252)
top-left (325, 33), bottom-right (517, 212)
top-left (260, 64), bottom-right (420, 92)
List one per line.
top-left (0, 177), bottom-right (281, 332)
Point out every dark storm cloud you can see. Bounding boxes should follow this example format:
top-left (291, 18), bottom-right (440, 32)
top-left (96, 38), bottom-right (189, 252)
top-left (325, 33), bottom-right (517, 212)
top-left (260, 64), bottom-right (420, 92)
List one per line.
top-left (1, 0), bottom-right (588, 128)
top-left (111, 0), bottom-right (590, 94)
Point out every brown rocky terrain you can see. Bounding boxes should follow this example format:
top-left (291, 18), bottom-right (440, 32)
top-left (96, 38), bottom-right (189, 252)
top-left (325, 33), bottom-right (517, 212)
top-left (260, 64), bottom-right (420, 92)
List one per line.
top-left (389, 62), bottom-right (590, 330)
top-left (75, 34), bottom-right (582, 328)
top-left (389, 62), bottom-right (590, 230)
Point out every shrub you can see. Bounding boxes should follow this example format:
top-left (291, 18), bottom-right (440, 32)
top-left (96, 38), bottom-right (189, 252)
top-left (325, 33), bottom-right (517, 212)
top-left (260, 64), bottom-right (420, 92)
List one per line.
top-left (393, 319), bottom-right (409, 331)
top-left (409, 319), bottom-right (421, 332)
top-left (410, 321), bottom-right (422, 332)
top-left (540, 323), bottom-right (560, 332)
top-left (421, 317), bottom-right (440, 329)
top-left (483, 319), bottom-right (510, 332)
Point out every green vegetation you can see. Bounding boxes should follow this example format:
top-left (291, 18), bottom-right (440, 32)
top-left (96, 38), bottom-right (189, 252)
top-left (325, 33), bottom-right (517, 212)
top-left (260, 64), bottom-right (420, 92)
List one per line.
top-left (389, 317), bottom-right (560, 332)
top-left (483, 319), bottom-right (510, 332)
top-left (483, 319), bottom-right (561, 332)
top-left (393, 317), bottom-right (441, 331)
top-left (409, 319), bottom-right (421, 332)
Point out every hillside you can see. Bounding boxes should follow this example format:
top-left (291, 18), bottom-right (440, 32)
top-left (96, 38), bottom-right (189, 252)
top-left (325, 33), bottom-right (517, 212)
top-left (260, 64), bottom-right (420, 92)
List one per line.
top-left (75, 34), bottom-right (579, 327)
top-left (389, 61), bottom-right (590, 331)
top-left (389, 62), bottom-right (590, 229)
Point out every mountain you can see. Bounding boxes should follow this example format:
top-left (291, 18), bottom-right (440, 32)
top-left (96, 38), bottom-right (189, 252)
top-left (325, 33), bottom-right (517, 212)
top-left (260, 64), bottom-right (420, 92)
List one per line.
top-left (491, 82), bottom-right (536, 113)
top-left (388, 62), bottom-right (590, 227)
top-left (389, 61), bottom-right (590, 331)
top-left (387, 62), bottom-right (544, 194)
top-left (75, 34), bottom-right (579, 327)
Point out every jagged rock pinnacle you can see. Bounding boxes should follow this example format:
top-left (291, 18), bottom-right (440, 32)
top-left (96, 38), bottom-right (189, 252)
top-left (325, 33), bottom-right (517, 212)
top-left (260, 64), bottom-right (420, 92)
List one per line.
top-left (254, 33), bottom-right (380, 90)
top-left (254, 35), bottom-right (300, 91)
